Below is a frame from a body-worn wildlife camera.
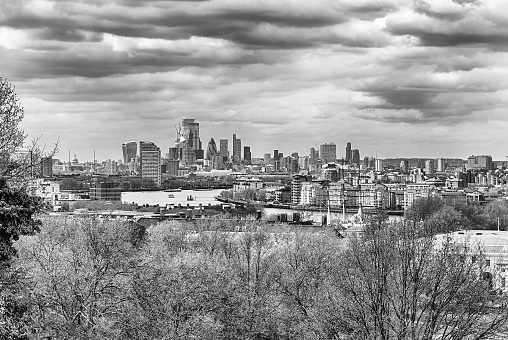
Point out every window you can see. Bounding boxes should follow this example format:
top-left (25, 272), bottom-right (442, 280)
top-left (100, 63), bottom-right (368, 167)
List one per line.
top-left (486, 259), bottom-right (491, 267)
top-left (502, 278), bottom-right (506, 288)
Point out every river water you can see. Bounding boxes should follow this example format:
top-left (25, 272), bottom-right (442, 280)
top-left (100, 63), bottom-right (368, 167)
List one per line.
top-left (122, 190), bottom-right (402, 223)
top-left (122, 189), bottom-right (225, 207)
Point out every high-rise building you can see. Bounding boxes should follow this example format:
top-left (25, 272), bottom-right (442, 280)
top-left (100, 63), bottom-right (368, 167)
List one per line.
top-left (263, 153), bottom-right (271, 165)
top-left (168, 147), bottom-right (179, 160)
top-left (122, 141), bottom-right (137, 164)
top-left (273, 150), bottom-right (279, 160)
top-left (346, 142), bottom-right (352, 162)
top-left (206, 138), bottom-right (218, 160)
top-left (363, 156), bottom-right (370, 168)
top-left (320, 143), bottom-right (337, 163)
top-left (437, 158), bottom-right (446, 172)
top-left (244, 146), bottom-right (252, 165)
top-left (425, 159), bottom-right (435, 175)
top-left (467, 155), bottom-right (492, 170)
top-left (375, 159), bottom-right (383, 172)
top-left (352, 149), bottom-right (360, 166)
top-left (175, 118), bottom-right (204, 166)
top-left (232, 134), bottom-right (242, 163)
top-left (400, 159), bottom-right (409, 173)
top-left (309, 147), bottom-right (317, 164)
top-left (219, 139), bottom-right (228, 163)
top-left (140, 141), bottom-right (161, 187)
top-left (166, 159), bottom-right (179, 176)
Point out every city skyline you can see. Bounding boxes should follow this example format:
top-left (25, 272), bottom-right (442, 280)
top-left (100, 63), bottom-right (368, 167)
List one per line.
top-left (2, 0), bottom-right (508, 160)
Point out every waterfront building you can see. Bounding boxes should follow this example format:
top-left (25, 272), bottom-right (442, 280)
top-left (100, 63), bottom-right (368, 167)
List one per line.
top-left (233, 177), bottom-right (264, 192)
top-left (328, 181), bottom-right (353, 208)
top-left (359, 183), bottom-right (391, 209)
top-left (122, 141), bottom-right (137, 164)
top-left (404, 183), bottom-right (432, 210)
top-left (320, 143), bottom-right (337, 163)
top-left (300, 181), bottom-right (328, 207)
top-left (291, 174), bottom-right (312, 205)
top-left (140, 141), bottom-right (161, 187)
top-left (89, 182), bottom-right (121, 201)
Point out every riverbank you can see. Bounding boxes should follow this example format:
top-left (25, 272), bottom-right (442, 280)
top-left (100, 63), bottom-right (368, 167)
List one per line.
top-left (214, 196), bottom-right (405, 216)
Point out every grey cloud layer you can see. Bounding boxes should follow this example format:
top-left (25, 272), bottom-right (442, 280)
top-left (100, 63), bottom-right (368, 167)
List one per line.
top-left (2, 0), bottom-right (508, 159)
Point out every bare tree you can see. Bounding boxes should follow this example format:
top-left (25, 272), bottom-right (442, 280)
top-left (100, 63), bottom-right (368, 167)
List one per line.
top-left (334, 222), bottom-right (508, 340)
top-left (0, 77), bottom-right (57, 184)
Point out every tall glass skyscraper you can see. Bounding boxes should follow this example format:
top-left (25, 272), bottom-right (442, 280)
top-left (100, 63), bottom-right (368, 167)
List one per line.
top-left (122, 141), bottom-right (137, 164)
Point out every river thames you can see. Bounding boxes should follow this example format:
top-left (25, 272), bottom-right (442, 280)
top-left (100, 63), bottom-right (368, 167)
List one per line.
top-left (120, 190), bottom-right (399, 223)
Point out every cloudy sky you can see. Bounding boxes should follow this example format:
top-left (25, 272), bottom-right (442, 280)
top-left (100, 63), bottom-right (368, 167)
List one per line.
top-left (2, 0), bottom-right (508, 162)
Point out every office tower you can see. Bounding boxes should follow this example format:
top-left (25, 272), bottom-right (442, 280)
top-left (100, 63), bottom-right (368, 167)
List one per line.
top-left (168, 147), bottom-right (179, 160)
top-left (309, 147), bottom-right (316, 164)
top-left (437, 158), bottom-right (446, 172)
top-left (122, 141), bottom-right (137, 164)
top-left (291, 152), bottom-right (299, 158)
top-left (219, 139), bottom-right (229, 163)
top-left (176, 118), bottom-right (204, 165)
top-left (206, 138), bottom-right (218, 160)
top-left (244, 146), bottom-right (252, 165)
top-left (352, 149), bottom-right (360, 166)
top-left (467, 155), bottom-right (493, 170)
top-left (368, 156), bottom-right (375, 169)
top-left (364, 156), bottom-right (369, 168)
top-left (232, 133), bottom-right (242, 163)
top-left (263, 153), bottom-right (271, 165)
top-left (273, 150), bottom-right (279, 171)
top-left (166, 159), bottom-right (179, 176)
top-left (299, 156), bottom-right (309, 170)
top-left (273, 150), bottom-right (279, 160)
top-left (40, 156), bottom-right (53, 178)
top-left (140, 141), bottom-right (161, 187)
top-left (375, 159), bottom-right (383, 172)
top-left (320, 143), bottom-right (337, 163)
top-left (425, 159), bottom-right (435, 175)
top-left (400, 159), bottom-right (409, 173)
top-left (346, 142), bottom-right (352, 162)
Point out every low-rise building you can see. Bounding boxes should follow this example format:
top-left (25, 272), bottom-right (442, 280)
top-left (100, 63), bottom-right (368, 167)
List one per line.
top-left (90, 182), bottom-right (122, 201)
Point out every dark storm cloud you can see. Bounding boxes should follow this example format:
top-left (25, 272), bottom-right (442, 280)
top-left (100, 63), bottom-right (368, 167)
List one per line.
top-left (0, 0), bottom-right (395, 50)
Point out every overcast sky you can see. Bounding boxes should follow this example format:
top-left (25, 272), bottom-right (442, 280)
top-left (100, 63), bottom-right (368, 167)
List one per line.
top-left (2, 0), bottom-right (508, 162)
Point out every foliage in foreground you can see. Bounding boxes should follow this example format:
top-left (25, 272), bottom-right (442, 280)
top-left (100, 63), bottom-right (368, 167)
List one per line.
top-left (6, 216), bottom-right (508, 340)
